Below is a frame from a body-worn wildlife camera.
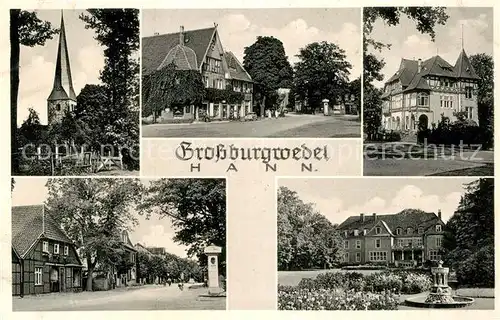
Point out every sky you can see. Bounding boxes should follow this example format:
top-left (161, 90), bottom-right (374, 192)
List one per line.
top-left (17, 9), bottom-right (105, 126)
top-left (11, 178), bottom-right (190, 258)
top-left (368, 7), bottom-right (493, 88)
top-left (142, 8), bottom-right (361, 80)
top-left (279, 177), bottom-right (478, 224)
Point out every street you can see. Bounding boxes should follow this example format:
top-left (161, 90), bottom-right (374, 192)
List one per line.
top-left (13, 284), bottom-right (226, 311)
top-left (142, 114), bottom-right (361, 138)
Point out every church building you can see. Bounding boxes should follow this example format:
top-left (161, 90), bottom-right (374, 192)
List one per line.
top-left (47, 12), bottom-right (77, 126)
top-left (381, 49), bottom-right (479, 132)
top-left (142, 25), bottom-right (254, 122)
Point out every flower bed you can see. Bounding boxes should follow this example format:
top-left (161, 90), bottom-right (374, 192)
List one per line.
top-left (297, 270), bottom-right (431, 294)
top-left (278, 286), bottom-right (399, 310)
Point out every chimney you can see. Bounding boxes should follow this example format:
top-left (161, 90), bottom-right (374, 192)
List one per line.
top-left (372, 213), bottom-right (377, 221)
top-left (360, 213), bottom-right (365, 222)
top-left (154, 32), bottom-right (159, 36)
top-left (179, 25), bottom-right (185, 45)
top-left (438, 209), bottom-right (442, 220)
top-left (417, 59), bottom-right (422, 73)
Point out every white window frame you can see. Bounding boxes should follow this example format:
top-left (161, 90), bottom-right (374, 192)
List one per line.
top-left (418, 227), bottom-right (424, 234)
top-left (363, 229), bottom-right (367, 236)
top-left (429, 250), bottom-right (441, 261)
top-left (64, 245), bottom-right (69, 256)
top-left (375, 227), bottom-right (381, 234)
top-left (353, 229), bottom-right (359, 236)
top-left (416, 238), bottom-right (423, 246)
top-left (375, 239), bottom-right (381, 248)
top-left (436, 237), bottom-right (442, 247)
top-left (436, 225), bottom-right (442, 232)
top-left (42, 241), bottom-right (49, 253)
top-left (54, 243), bottom-right (60, 254)
top-left (344, 240), bottom-right (349, 249)
top-left (396, 228), bottom-right (401, 235)
top-left (35, 267), bottom-right (43, 285)
top-left (356, 240), bottom-right (361, 249)
top-left (407, 227), bottom-right (413, 235)
top-left (369, 251), bottom-right (387, 262)
top-left (397, 239), bottom-right (404, 247)
top-left (355, 252), bottom-right (361, 262)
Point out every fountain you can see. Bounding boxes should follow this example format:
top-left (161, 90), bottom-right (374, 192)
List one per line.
top-left (405, 260), bottom-right (474, 308)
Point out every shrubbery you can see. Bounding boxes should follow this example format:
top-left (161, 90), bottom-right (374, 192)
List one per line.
top-left (296, 270), bottom-right (431, 294)
top-left (417, 116), bottom-right (484, 146)
top-left (370, 129), bottom-right (402, 142)
top-left (278, 286), bottom-right (399, 310)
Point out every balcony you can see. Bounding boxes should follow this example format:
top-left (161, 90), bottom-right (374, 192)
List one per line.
top-left (392, 244), bottom-right (424, 251)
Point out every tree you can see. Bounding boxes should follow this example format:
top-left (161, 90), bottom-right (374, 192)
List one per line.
top-left (470, 53), bottom-right (494, 149)
top-left (277, 186), bottom-right (343, 271)
top-left (18, 108), bottom-right (46, 147)
top-left (362, 7), bottom-right (449, 136)
top-left (294, 41), bottom-right (352, 111)
top-left (138, 179), bottom-right (226, 271)
top-left (363, 86), bottom-right (383, 140)
top-left (80, 9), bottom-right (139, 170)
top-left (45, 178), bottom-right (143, 291)
top-left (443, 178), bottom-right (494, 287)
top-left (10, 10), bottom-right (58, 173)
top-left (243, 36), bottom-right (294, 117)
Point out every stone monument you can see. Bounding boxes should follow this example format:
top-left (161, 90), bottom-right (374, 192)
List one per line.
top-left (322, 99), bottom-right (329, 115)
top-left (204, 244), bottom-right (223, 295)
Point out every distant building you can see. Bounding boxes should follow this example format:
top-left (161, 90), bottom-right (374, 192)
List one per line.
top-left (142, 25), bottom-right (253, 122)
top-left (146, 246), bottom-right (166, 256)
top-left (11, 205), bottom-right (83, 296)
top-left (337, 209), bottom-right (445, 267)
top-left (381, 50), bottom-right (479, 132)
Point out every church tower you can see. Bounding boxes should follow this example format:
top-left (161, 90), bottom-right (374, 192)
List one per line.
top-left (47, 11), bottom-right (77, 125)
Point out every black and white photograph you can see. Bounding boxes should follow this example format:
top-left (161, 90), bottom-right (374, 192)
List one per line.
top-left (10, 9), bottom-right (140, 176)
top-left (363, 7), bottom-right (494, 176)
top-left (277, 177), bottom-right (494, 310)
top-left (141, 8), bottom-right (361, 138)
top-left (11, 177), bottom-right (226, 311)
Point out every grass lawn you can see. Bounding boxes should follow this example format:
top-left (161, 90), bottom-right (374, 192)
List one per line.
top-left (278, 269), bottom-right (383, 286)
top-left (430, 163), bottom-right (494, 176)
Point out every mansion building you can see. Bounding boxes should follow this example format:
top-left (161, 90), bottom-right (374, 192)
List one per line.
top-left (142, 25), bottom-right (253, 122)
top-left (381, 49), bottom-right (479, 132)
top-left (337, 209), bottom-right (445, 267)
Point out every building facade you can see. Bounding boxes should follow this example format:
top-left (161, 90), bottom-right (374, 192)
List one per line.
top-left (142, 25), bottom-right (253, 122)
top-left (12, 205), bottom-right (83, 296)
top-left (47, 12), bottom-right (77, 126)
top-left (337, 209), bottom-right (445, 267)
top-left (381, 50), bottom-right (479, 132)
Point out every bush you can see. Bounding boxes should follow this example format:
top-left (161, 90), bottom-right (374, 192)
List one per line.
top-left (365, 273), bottom-right (402, 293)
top-left (373, 130), bottom-right (402, 142)
top-left (278, 286), bottom-right (399, 310)
top-left (456, 244), bottom-right (494, 288)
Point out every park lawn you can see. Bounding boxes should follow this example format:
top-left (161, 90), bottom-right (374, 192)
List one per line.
top-left (278, 269), bottom-right (382, 286)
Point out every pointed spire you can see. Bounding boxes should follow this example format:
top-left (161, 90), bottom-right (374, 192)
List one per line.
top-left (48, 10), bottom-right (77, 102)
top-left (453, 49), bottom-right (480, 80)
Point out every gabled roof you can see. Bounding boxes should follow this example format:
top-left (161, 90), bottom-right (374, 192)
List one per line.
top-left (12, 205), bottom-right (74, 258)
top-left (224, 51), bottom-right (252, 82)
top-left (338, 209), bottom-right (443, 236)
top-left (386, 59), bottom-right (419, 87)
top-left (121, 230), bottom-right (137, 252)
top-left (454, 49), bottom-right (480, 80)
top-left (142, 27), bottom-right (216, 76)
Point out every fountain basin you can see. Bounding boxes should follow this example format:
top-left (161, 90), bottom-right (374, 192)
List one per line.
top-left (405, 295), bottom-right (475, 308)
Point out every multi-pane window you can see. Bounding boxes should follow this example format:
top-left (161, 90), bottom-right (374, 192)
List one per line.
top-left (440, 95), bottom-right (453, 108)
top-left (344, 240), bottom-right (349, 249)
top-left (375, 239), bottom-right (381, 248)
top-left (436, 237), bottom-right (443, 247)
top-left (43, 241), bottom-right (49, 253)
top-left (418, 227), bottom-right (424, 234)
top-left (35, 267), bottom-right (43, 285)
top-left (64, 246), bottom-right (69, 256)
top-left (369, 251), bottom-right (387, 261)
top-left (397, 239), bottom-right (404, 247)
top-left (54, 243), bottom-right (60, 254)
top-left (417, 93), bottom-right (429, 106)
top-left (356, 240), bottom-right (361, 249)
top-left (375, 227), bottom-right (381, 234)
top-left (465, 87), bottom-right (473, 99)
top-left (429, 250), bottom-right (441, 261)
top-left (356, 252), bottom-right (361, 262)
top-left (415, 238), bottom-right (423, 246)
top-left (436, 225), bottom-right (442, 232)
top-left (465, 107), bottom-right (474, 119)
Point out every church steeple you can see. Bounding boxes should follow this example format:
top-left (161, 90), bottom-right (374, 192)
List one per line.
top-left (47, 10), bottom-right (77, 125)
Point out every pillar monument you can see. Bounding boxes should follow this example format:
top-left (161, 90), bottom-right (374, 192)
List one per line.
top-left (204, 244), bottom-right (222, 295)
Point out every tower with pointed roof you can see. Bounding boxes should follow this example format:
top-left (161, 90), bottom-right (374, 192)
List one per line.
top-left (47, 11), bottom-right (77, 126)
top-left (380, 48), bottom-right (479, 133)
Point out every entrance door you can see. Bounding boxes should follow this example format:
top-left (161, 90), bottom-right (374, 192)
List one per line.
top-left (418, 114), bottom-right (429, 130)
top-left (59, 267), bottom-right (65, 292)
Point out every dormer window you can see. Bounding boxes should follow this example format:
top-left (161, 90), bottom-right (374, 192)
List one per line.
top-left (436, 225), bottom-right (442, 232)
top-left (407, 227), bottom-right (413, 235)
top-left (363, 229), bottom-right (367, 235)
top-left (54, 243), bottom-right (60, 254)
top-left (43, 241), bottom-right (49, 253)
top-left (353, 229), bottom-right (359, 236)
top-left (344, 231), bottom-right (348, 237)
top-left (396, 228), bottom-right (402, 235)
top-left (418, 227), bottom-right (424, 234)
top-left (375, 227), bottom-right (381, 234)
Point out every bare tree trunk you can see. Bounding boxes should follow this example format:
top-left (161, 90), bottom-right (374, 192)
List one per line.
top-left (86, 254), bottom-right (94, 291)
top-left (11, 9), bottom-right (20, 174)
top-left (260, 96), bottom-right (266, 118)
